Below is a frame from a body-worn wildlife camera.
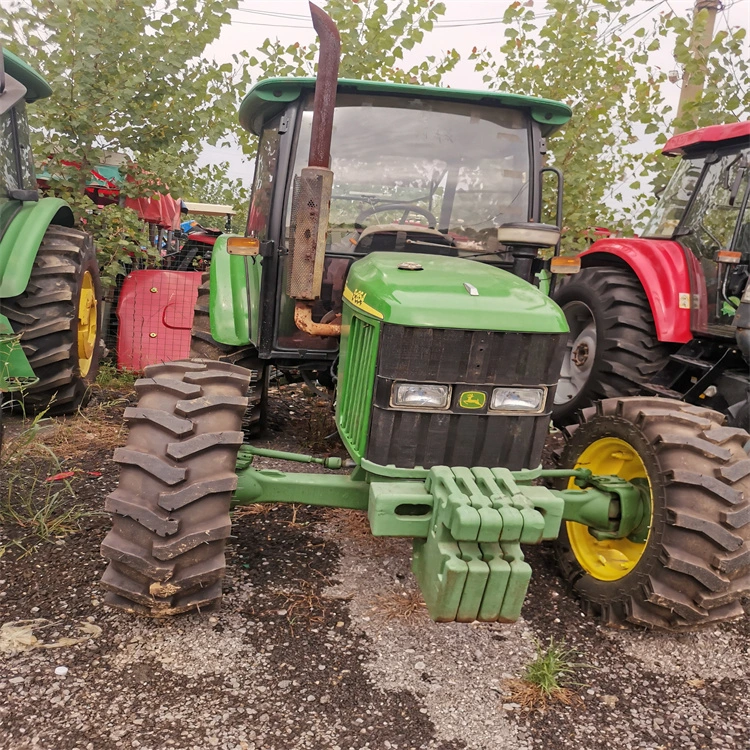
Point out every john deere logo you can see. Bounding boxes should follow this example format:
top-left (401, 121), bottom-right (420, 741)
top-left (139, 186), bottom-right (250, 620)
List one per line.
top-left (459, 391), bottom-right (486, 409)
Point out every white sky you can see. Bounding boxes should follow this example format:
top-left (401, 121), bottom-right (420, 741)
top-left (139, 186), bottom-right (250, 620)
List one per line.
top-left (201, 0), bottom-right (750, 191)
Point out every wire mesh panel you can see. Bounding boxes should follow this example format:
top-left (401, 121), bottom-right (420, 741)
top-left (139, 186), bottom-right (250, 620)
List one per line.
top-left (116, 270), bottom-right (202, 371)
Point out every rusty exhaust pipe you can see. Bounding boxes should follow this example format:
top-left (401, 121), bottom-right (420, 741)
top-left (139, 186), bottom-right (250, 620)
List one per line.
top-left (308, 3), bottom-right (340, 169)
top-left (288, 2), bottom-right (342, 338)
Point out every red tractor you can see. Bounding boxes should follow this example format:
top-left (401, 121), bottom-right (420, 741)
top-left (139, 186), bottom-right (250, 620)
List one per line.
top-left (553, 122), bottom-right (750, 426)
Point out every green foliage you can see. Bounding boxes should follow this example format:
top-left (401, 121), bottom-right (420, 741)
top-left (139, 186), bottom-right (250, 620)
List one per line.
top-left (0, 0), bottom-right (249, 283)
top-left (668, 10), bottom-right (750, 134)
top-left (471, 1), bottom-right (748, 246)
top-left (471, 0), bottom-right (672, 251)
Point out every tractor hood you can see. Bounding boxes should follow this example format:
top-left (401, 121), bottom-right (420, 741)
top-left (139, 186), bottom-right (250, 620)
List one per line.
top-left (342, 252), bottom-right (568, 334)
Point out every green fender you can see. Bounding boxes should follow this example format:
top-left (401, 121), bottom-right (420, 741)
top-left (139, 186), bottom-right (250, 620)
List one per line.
top-left (0, 197), bottom-right (75, 298)
top-left (209, 234), bottom-right (262, 347)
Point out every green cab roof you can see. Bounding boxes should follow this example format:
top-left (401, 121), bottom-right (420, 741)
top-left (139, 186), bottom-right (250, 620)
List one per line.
top-left (2, 49), bottom-right (52, 102)
top-left (239, 77), bottom-right (572, 137)
top-left (343, 251), bottom-right (569, 334)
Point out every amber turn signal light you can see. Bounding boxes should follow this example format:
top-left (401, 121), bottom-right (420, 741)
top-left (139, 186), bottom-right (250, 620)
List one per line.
top-left (227, 237), bottom-right (261, 256)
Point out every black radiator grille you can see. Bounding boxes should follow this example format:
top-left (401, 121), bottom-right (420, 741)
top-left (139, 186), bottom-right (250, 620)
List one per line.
top-left (366, 324), bottom-right (566, 470)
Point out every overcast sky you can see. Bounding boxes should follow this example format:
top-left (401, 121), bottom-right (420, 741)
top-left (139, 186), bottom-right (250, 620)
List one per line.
top-left (200, 0), bottom-right (750, 190)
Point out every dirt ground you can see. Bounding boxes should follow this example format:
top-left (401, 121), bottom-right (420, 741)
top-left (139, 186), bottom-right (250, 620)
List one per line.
top-left (1, 383), bottom-right (749, 750)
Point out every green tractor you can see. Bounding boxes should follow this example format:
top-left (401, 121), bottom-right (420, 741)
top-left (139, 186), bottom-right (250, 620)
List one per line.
top-left (0, 49), bottom-right (103, 434)
top-left (101, 5), bottom-right (750, 630)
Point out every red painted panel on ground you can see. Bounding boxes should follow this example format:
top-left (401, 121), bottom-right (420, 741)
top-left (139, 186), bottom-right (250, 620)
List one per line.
top-left (116, 270), bottom-right (202, 371)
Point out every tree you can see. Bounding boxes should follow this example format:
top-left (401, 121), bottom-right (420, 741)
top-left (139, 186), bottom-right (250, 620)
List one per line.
top-left (0, 0), bottom-right (250, 283)
top-left (470, 0), bottom-right (674, 249)
top-left (470, 0), bottom-right (749, 248)
top-left (668, 9), bottom-right (750, 134)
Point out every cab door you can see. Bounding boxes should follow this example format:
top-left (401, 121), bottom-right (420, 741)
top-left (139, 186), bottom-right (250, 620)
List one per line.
top-left (678, 147), bottom-right (750, 336)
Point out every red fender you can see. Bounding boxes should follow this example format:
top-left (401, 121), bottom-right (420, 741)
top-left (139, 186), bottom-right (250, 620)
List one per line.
top-left (578, 238), bottom-right (695, 344)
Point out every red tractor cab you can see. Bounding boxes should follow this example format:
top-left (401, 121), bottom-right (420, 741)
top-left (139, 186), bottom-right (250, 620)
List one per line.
top-left (553, 122), bottom-right (750, 424)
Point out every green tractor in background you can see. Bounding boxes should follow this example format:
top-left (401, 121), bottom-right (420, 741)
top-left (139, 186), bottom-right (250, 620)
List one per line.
top-left (101, 4), bottom-right (750, 631)
top-left (0, 49), bottom-right (103, 435)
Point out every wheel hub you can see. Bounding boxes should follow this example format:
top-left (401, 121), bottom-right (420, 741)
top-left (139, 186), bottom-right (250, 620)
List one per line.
top-left (77, 270), bottom-right (98, 377)
top-left (572, 341), bottom-right (589, 367)
top-left (565, 436), bottom-right (653, 581)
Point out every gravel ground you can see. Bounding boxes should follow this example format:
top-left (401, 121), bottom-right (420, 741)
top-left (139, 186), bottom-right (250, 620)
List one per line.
top-left (0, 384), bottom-right (749, 749)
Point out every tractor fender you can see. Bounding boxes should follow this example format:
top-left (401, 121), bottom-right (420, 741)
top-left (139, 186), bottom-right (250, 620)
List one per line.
top-left (579, 237), bottom-right (693, 344)
top-left (0, 197), bottom-right (75, 298)
top-left (209, 234), bottom-right (262, 347)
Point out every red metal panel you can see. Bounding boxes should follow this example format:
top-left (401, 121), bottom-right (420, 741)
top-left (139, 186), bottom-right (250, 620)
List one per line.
top-left (663, 121), bottom-right (750, 156)
top-left (116, 270), bottom-right (202, 371)
top-left (579, 238), bottom-right (693, 344)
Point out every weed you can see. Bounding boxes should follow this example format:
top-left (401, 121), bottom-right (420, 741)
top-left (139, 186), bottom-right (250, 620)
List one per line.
top-left (95, 362), bottom-right (138, 391)
top-left (506, 637), bottom-right (587, 711)
top-left (0, 412), bottom-right (92, 554)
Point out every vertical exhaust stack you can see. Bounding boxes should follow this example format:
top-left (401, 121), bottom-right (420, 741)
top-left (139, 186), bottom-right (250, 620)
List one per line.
top-left (289, 2), bottom-right (342, 337)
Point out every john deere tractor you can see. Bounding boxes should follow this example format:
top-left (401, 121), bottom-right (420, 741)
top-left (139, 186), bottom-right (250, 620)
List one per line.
top-left (100, 4), bottom-right (750, 630)
top-left (0, 48), bottom-right (103, 429)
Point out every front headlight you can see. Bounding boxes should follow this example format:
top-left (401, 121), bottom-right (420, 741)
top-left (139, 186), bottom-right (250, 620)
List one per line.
top-left (391, 383), bottom-right (451, 410)
top-left (490, 386), bottom-right (546, 413)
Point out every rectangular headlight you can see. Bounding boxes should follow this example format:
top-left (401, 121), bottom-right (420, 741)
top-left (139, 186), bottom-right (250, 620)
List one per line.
top-left (391, 383), bottom-right (451, 410)
top-left (490, 386), bottom-right (546, 413)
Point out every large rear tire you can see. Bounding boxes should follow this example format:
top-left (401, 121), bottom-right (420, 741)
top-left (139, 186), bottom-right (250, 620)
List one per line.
top-left (557, 397), bottom-right (750, 630)
top-left (190, 271), bottom-right (268, 438)
top-left (101, 359), bottom-right (251, 615)
top-left (552, 266), bottom-right (672, 424)
top-left (0, 225), bottom-right (103, 415)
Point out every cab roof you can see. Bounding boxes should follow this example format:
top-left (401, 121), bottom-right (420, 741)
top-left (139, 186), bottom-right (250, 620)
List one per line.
top-left (662, 122), bottom-right (750, 156)
top-left (2, 49), bottom-right (52, 102)
top-left (239, 77), bottom-right (572, 137)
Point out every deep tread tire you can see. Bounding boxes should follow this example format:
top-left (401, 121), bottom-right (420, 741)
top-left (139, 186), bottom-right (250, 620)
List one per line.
top-left (100, 359), bottom-right (251, 616)
top-left (0, 225), bottom-right (103, 415)
top-left (556, 397), bottom-right (750, 630)
top-left (190, 272), bottom-right (267, 438)
top-left (552, 266), bottom-right (673, 424)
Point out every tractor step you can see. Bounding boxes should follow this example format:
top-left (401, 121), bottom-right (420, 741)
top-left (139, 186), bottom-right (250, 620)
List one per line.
top-left (640, 382), bottom-right (684, 399)
top-left (668, 353), bottom-right (713, 370)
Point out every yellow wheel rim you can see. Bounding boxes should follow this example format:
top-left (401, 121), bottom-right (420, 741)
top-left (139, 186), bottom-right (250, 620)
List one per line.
top-left (77, 270), bottom-right (98, 377)
top-left (566, 436), bottom-right (652, 581)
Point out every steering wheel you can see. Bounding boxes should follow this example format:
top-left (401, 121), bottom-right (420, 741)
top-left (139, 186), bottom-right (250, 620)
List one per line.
top-left (354, 203), bottom-right (438, 231)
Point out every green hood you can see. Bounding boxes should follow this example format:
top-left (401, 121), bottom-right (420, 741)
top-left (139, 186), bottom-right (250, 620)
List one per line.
top-left (343, 252), bottom-right (568, 334)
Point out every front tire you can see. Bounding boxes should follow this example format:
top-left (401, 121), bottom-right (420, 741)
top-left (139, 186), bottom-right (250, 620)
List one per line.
top-left (101, 359), bottom-right (251, 615)
top-left (0, 225), bottom-right (103, 415)
top-left (557, 397), bottom-right (750, 630)
top-left (552, 266), bottom-right (672, 424)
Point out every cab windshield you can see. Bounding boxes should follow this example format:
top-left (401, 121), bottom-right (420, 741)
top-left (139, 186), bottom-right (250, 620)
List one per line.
top-left (287, 93), bottom-right (532, 255)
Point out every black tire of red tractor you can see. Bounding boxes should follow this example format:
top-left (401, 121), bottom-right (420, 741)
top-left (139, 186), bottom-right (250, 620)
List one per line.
top-left (0, 225), bottom-right (103, 416)
top-left (100, 359), bottom-right (251, 616)
top-left (190, 272), bottom-right (268, 438)
top-left (556, 397), bottom-right (750, 630)
top-left (552, 266), bottom-right (673, 425)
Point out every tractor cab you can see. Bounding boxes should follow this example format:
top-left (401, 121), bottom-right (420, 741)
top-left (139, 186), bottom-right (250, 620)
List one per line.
top-left (233, 78), bottom-right (569, 361)
top-left (643, 123), bottom-right (750, 336)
